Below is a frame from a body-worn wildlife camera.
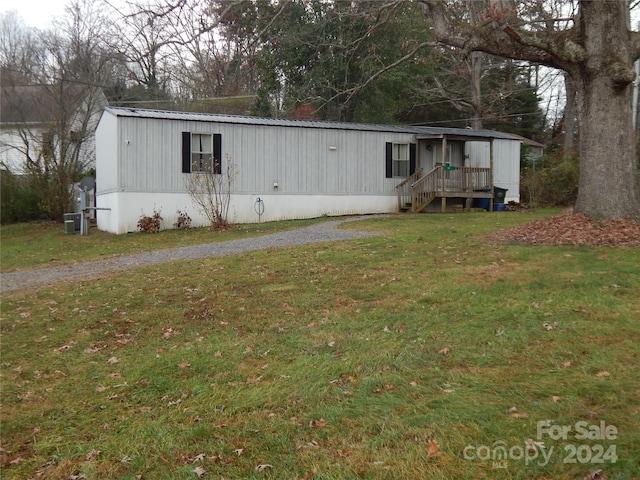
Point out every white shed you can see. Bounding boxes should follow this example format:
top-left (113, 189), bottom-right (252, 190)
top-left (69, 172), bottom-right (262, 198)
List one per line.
top-left (95, 107), bottom-right (522, 233)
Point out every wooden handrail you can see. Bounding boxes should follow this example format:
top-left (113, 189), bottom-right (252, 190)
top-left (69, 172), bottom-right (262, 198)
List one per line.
top-left (408, 166), bottom-right (492, 212)
top-left (396, 168), bottom-right (423, 210)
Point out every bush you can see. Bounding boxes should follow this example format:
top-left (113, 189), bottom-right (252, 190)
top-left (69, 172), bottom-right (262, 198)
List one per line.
top-left (0, 170), bottom-right (44, 224)
top-left (520, 153), bottom-right (579, 207)
top-left (173, 210), bottom-right (192, 230)
top-left (137, 209), bottom-right (163, 233)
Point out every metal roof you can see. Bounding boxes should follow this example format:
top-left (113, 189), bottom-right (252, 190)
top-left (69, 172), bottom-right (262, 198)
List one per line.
top-left (103, 106), bottom-right (518, 141)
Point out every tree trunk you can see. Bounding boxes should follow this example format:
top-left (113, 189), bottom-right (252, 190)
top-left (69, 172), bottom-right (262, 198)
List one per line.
top-left (563, 72), bottom-right (578, 158)
top-left (573, 1), bottom-right (640, 220)
top-left (469, 51), bottom-right (483, 129)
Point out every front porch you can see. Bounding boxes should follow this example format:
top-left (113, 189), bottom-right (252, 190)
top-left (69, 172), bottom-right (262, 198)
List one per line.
top-left (396, 166), bottom-right (495, 213)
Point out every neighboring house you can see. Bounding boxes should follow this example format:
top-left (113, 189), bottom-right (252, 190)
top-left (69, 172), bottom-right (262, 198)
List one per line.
top-left (0, 84), bottom-right (107, 174)
top-left (95, 107), bottom-right (523, 234)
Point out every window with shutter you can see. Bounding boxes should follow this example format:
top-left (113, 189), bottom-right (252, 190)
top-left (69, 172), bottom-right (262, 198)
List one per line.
top-left (182, 132), bottom-right (222, 174)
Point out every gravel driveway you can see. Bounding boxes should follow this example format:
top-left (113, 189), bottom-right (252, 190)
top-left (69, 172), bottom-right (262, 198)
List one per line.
top-left (1, 217), bottom-right (381, 294)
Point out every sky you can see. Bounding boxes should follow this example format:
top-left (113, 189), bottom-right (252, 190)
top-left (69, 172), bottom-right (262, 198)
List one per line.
top-left (1, 0), bottom-right (71, 29)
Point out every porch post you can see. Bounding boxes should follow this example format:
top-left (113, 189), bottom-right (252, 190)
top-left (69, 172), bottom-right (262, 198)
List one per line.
top-left (441, 136), bottom-right (448, 212)
top-left (489, 138), bottom-right (494, 212)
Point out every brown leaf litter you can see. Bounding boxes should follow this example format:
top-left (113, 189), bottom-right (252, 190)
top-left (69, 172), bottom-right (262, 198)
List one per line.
top-left (487, 209), bottom-right (640, 247)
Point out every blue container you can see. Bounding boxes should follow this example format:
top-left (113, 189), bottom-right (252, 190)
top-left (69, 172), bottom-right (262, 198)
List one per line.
top-left (472, 189), bottom-right (491, 210)
top-left (493, 203), bottom-right (506, 212)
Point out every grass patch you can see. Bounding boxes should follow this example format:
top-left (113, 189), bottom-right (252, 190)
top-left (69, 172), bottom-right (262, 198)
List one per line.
top-left (1, 210), bottom-right (638, 479)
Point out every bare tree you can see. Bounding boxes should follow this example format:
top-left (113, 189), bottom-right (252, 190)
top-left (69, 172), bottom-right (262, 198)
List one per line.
top-left (186, 154), bottom-right (238, 230)
top-left (421, 0), bottom-right (640, 220)
top-left (0, 1), bottom-right (112, 221)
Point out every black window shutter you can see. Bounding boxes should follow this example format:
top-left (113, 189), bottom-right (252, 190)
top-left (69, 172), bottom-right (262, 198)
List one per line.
top-left (213, 133), bottom-right (222, 174)
top-left (409, 143), bottom-right (416, 175)
top-left (385, 142), bottom-right (393, 178)
top-left (181, 132), bottom-right (191, 173)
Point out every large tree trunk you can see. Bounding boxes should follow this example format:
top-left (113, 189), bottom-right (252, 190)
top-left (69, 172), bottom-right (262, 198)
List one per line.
top-left (574, 72), bottom-right (640, 219)
top-left (573, 1), bottom-right (640, 220)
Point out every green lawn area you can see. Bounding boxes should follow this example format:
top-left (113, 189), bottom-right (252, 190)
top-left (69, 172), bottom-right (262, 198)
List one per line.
top-left (1, 211), bottom-right (638, 479)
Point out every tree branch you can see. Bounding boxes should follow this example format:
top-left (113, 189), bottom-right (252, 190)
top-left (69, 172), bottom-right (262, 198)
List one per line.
top-left (419, 0), bottom-right (581, 71)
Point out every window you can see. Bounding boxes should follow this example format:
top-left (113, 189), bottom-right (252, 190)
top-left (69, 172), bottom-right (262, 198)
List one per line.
top-left (182, 132), bottom-right (222, 174)
top-left (191, 134), bottom-right (213, 172)
top-left (385, 142), bottom-right (416, 178)
top-left (392, 143), bottom-right (409, 177)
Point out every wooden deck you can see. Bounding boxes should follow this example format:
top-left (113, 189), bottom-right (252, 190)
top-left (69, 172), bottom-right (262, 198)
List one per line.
top-left (397, 166), bottom-right (493, 213)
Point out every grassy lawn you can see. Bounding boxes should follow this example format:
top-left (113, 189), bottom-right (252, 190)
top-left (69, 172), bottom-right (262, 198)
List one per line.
top-left (1, 210), bottom-right (638, 479)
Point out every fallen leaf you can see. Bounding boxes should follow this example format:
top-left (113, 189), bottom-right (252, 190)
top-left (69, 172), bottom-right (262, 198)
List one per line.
top-left (178, 362), bottom-right (190, 370)
top-left (424, 440), bottom-right (442, 460)
top-left (409, 380), bottom-right (418, 387)
top-left (255, 464), bottom-right (273, 472)
top-left (595, 371), bottom-right (611, 378)
top-left (383, 384), bottom-right (395, 391)
top-left (437, 347), bottom-right (450, 355)
top-left (511, 413), bottom-right (529, 418)
top-left (233, 448), bottom-right (244, 456)
top-left (552, 396), bottom-right (562, 403)
top-left (193, 466), bottom-right (206, 477)
top-left (85, 449), bottom-right (100, 461)
top-left (192, 453), bottom-right (206, 463)
top-left (562, 361), bottom-right (572, 368)
top-left (508, 406), bottom-right (518, 413)
top-left (525, 438), bottom-right (545, 452)
top-left (309, 418), bottom-right (328, 428)
top-left (583, 469), bottom-right (607, 480)
top-left (107, 357), bottom-right (119, 364)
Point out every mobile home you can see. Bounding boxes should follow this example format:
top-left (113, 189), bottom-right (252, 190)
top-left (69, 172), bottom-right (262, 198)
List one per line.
top-left (95, 107), bottom-right (521, 234)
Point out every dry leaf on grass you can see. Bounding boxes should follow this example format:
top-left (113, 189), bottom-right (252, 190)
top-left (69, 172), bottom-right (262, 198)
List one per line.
top-left (525, 438), bottom-right (545, 453)
top-left (511, 412), bottom-right (529, 418)
top-left (596, 371), bottom-right (611, 377)
top-left (437, 347), bottom-right (451, 355)
top-left (424, 440), bottom-right (442, 460)
top-left (193, 466), bottom-right (206, 477)
top-left (85, 449), bottom-right (100, 461)
top-left (255, 464), bottom-right (273, 472)
top-left (309, 418), bottom-right (328, 428)
top-left (583, 469), bottom-right (607, 480)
